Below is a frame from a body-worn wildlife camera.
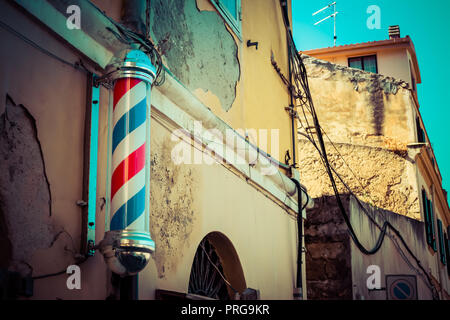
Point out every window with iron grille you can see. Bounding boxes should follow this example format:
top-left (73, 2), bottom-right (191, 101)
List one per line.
top-left (211, 0), bottom-right (241, 39)
top-left (422, 189), bottom-right (437, 252)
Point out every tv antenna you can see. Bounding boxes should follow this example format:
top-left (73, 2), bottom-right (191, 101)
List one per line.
top-left (313, 1), bottom-right (338, 46)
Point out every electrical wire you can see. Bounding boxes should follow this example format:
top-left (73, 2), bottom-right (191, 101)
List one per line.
top-left (299, 128), bottom-right (440, 297)
top-left (89, 0), bottom-right (165, 87)
top-left (278, 0), bottom-right (439, 300)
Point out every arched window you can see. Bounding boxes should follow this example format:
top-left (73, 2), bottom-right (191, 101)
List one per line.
top-left (188, 232), bottom-right (246, 300)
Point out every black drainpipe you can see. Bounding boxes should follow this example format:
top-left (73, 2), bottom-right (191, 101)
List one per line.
top-left (280, 0), bottom-right (303, 299)
top-left (291, 178), bottom-right (307, 300)
top-left (120, 274), bottom-right (139, 300)
top-left (121, 0), bottom-right (147, 35)
top-left (287, 45), bottom-right (297, 168)
top-left (284, 2), bottom-right (296, 169)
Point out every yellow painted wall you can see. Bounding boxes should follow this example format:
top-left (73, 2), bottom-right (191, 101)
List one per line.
top-left (92, 0), bottom-right (296, 167)
top-left (137, 116), bottom-right (299, 299)
top-left (194, 0), bottom-right (295, 167)
top-left (0, 0), bottom-right (303, 299)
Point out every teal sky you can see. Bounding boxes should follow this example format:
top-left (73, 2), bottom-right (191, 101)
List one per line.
top-left (292, 0), bottom-right (450, 202)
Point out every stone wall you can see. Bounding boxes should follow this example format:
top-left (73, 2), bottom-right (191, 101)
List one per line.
top-left (298, 140), bottom-right (420, 220)
top-left (305, 195), bottom-right (352, 300)
top-left (305, 193), bottom-right (446, 300)
top-left (298, 55), bottom-right (420, 220)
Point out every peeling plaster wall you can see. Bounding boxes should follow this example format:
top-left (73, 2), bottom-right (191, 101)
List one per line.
top-left (149, 132), bottom-right (198, 279)
top-left (298, 55), bottom-right (420, 219)
top-left (90, 0), bottom-right (295, 167)
top-left (0, 96), bottom-right (54, 275)
top-left (302, 55), bottom-right (414, 145)
top-left (0, 1), bottom-right (108, 299)
top-left (1, 0), bottom-right (302, 300)
top-left (149, 0), bottom-right (240, 112)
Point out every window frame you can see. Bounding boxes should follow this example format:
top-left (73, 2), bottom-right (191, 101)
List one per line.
top-left (348, 54), bottom-right (378, 74)
top-left (437, 219), bottom-right (447, 265)
top-left (416, 117), bottom-right (425, 143)
top-left (409, 61), bottom-right (417, 92)
top-left (210, 0), bottom-right (242, 40)
top-left (411, 72), bottom-right (416, 92)
top-left (422, 189), bottom-right (437, 252)
top-left (446, 227), bottom-right (450, 277)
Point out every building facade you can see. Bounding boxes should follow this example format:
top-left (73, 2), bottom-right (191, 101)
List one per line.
top-left (0, 0), bottom-right (313, 300)
top-left (300, 28), bottom-right (450, 300)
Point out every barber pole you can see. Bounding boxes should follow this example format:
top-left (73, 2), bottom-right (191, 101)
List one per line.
top-left (100, 49), bottom-right (156, 276)
top-left (110, 78), bottom-right (147, 232)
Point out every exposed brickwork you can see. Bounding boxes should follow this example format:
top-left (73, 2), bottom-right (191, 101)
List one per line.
top-left (305, 195), bottom-right (353, 300)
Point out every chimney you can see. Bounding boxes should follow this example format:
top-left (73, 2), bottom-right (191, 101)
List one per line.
top-left (389, 25), bottom-right (401, 39)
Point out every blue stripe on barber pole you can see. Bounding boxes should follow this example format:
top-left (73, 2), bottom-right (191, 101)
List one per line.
top-left (113, 81), bottom-right (147, 128)
top-left (111, 167), bottom-right (146, 218)
top-left (111, 122), bottom-right (147, 173)
top-left (110, 185), bottom-right (146, 231)
top-left (111, 97), bottom-right (147, 153)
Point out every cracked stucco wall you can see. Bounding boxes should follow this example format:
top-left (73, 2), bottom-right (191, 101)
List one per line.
top-left (149, 129), bottom-right (198, 279)
top-left (149, 0), bottom-right (240, 112)
top-left (0, 96), bottom-right (54, 275)
top-left (0, 0), bottom-right (110, 299)
top-left (298, 55), bottom-right (420, 219)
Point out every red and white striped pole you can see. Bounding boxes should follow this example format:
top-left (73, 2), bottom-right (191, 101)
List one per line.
top-left (100, 49), bottom-right (156, 276)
